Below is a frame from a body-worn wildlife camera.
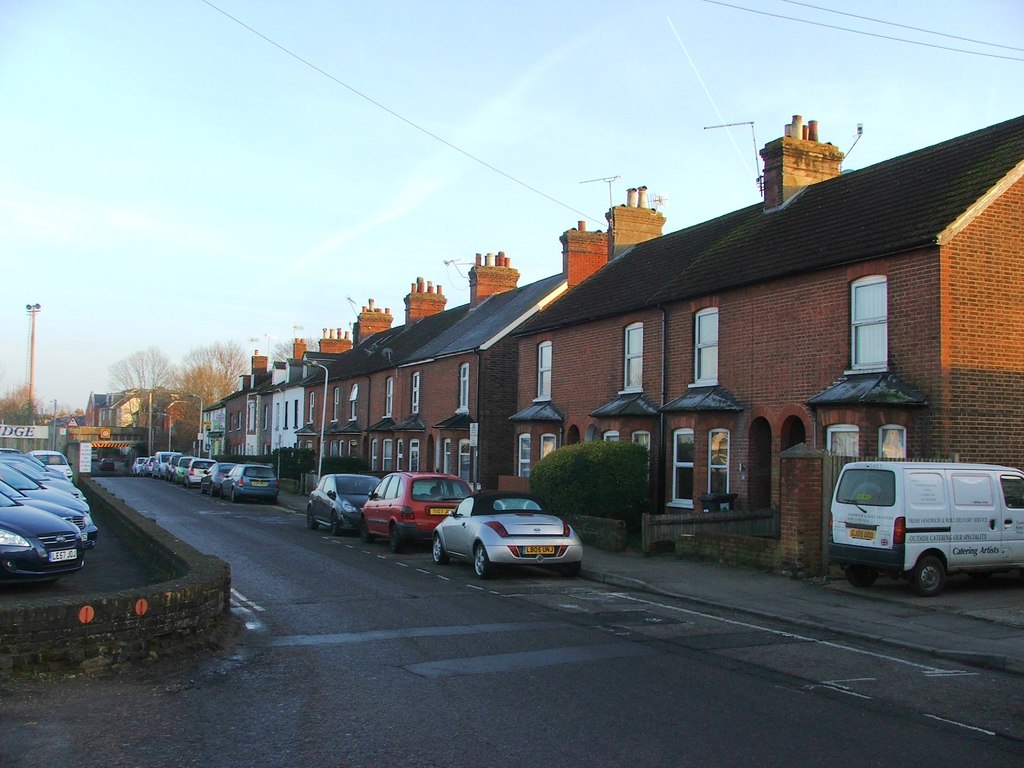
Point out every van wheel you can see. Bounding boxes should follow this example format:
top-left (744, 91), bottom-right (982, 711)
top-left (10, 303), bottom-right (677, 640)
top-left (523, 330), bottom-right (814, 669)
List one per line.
top-left (845, 565), bottom-right (878, 588)
top-left (912, 555), bottom-right (946, 597)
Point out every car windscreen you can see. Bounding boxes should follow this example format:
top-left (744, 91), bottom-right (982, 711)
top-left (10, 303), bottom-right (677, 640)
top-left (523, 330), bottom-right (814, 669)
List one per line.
top-left (35, 454), bottom-right (68, 466)
top-left (835, 469), bottom-right (896, 507)
top-left (243, 466), bottom-right (276, 479)
top-left (0, 465), bottom-right (38, 491)
top-left (411, 478), bottom-right (471, 501)
top-left (192, 460), bottom-right (215, 470)
top-left (337, 476), bottom-right (379, 495)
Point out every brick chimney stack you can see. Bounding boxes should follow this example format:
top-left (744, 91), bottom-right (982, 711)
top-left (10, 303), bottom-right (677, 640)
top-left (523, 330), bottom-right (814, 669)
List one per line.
top-left (469, 251), bottom-right (520, 307)
top-left (606, 185), bottom-right (666, 261)
top-left (251, 351), bottom-right (268, 375)
top-left (759, 114), bottom-right (844, 210)
top-left (561, 220), bottom-right (610, 289)
top-left (404, 276), bottom-right (448, 324)
top-left (292, 338), bottom-right (307, 360)
top-left (318, 328), bottom-right (353, 354)
top-left (352, 299), bottom-right (394, 344)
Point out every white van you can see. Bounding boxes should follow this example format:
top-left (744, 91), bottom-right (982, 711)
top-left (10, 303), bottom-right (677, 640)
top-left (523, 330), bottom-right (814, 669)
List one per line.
top-left (829, 461), bottom-right (1024, 597)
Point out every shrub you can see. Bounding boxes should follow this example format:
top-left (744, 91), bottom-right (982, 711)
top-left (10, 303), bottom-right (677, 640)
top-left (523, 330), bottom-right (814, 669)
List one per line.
top-left (320, 455), bottom-right (370, 475)
top-left (270, 447), bottom-right (316, 481)
top-left (529, 441), bottom-right (649, 530)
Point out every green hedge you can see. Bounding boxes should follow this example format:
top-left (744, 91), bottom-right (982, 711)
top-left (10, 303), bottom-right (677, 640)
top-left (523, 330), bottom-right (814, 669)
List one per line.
top-left (529, 441), bottom-right (650, 531)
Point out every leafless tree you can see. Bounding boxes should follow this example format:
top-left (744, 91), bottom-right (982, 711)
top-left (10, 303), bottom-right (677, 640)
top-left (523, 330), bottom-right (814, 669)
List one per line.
top-left (0, 384), bottom-right (36, 424)
top-left (108, 347), bottom-right (175, 392)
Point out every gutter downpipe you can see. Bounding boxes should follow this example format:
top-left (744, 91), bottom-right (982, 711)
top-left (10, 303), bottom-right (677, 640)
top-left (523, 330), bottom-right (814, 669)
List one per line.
top-left (658, 304), bottom-right (669, 514)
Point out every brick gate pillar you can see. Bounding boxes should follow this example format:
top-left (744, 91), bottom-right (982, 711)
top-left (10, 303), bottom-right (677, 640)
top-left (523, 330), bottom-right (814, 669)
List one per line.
top-left (779, 443), bottom-right (828, 577)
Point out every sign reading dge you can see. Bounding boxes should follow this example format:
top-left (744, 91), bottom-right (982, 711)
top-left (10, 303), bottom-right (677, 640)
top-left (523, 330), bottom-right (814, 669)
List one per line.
top-left (0, 425), bottom-right (49, 439)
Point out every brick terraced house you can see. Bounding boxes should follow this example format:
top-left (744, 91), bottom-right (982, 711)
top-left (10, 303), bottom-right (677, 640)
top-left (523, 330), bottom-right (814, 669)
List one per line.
top-left (508, 113), bottom-right (1024, 513)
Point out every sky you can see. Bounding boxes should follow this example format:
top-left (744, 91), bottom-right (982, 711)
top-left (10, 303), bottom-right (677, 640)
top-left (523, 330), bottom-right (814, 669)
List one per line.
top-left (1, 0), bottom-right (1022, 412)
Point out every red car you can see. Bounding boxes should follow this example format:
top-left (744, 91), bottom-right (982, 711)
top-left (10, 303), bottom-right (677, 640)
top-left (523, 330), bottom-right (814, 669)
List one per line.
top-left (361, 472), bottom-right (472, 553)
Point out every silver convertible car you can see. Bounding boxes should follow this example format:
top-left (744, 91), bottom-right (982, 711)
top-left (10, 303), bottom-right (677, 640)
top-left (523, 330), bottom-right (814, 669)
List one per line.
top-left (431, 491), bottom-right (582, 579)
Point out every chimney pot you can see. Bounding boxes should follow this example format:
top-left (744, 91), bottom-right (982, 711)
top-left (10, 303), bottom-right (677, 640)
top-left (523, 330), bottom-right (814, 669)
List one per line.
top-left (475, 253), bottom-right (482, 266)
top-left (808, 119), bottom-right (819, 142)
top-left (578, 220), bottom-right (586, 232)
top-left (637, 186), bottom-right (648, 208)
top-left (626, 187), bottom-right (638, 207)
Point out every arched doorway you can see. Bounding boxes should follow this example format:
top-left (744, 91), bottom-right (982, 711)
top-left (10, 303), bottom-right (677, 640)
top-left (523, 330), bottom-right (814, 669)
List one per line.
top-left (565, 425), bottom-right (580, 445)
top-left (781, 415), bottom-right (807, 450)
top-left (748, 417), bottom-right (772, 510)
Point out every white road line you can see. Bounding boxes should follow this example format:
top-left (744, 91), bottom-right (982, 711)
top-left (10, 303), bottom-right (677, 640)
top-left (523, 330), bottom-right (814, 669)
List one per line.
top-left (231, 588), bottom-right (266, 613)
top-left (924, 714), bottom-right (995, 736)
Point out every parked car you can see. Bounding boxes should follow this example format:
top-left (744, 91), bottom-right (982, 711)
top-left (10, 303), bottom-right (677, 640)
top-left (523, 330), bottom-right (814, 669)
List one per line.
top-left (200, 462), bottom-right (237, 496)
top-left (219, 464), bottom-right (279, 504)
top-left (0, 495), bottom-right (84, 583)
top-left (132, 457), bottom-right (149, 476)
top-left (0, 456), bottom-right (86, 502)
top-left (184, 458), bottom-right (215, 488)
top-left (152, 451), bottom-right (181, 480)
top-left (361, 472), bottom-right (471, 553)
top-left (27, 450), bottom-right (74, 481)
top-left (168, 455), bottom-right (192, 483)
top-left (307, 473), bottom-right (379, 535)
top-left (0, 463), bottom-right (91, 514)
top-left (98, 457), bottom-right (116, 473)
top-left (431, 491), bottom-right (582, 579)
top-left (143, 457), bottom-right (155, 476)
top-left (0, 478), bottom-right (98, 548)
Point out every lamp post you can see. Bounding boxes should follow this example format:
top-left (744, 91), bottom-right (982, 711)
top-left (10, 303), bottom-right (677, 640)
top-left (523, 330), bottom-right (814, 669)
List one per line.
top-left (25, 303), bottom-right (41, 422)
top-left (311, 361), bottom-right (329, 480)
top-left (50, 400), bottom-right (57, 450)
top-left (172, 394), bottom-right (204, 457)
top-left (147, 390), bottom-right (153, 456)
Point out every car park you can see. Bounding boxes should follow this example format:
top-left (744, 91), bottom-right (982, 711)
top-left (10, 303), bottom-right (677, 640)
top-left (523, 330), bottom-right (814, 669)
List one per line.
top-left (306, 473), bottom-right (379, 535)
top-left (220, 464), bottom-right (279, 504)
top-left (361, 471), bottom-right (471, 553)
top-left (0, 495), bottom-right (84, 583)
top-left (0, 478), bottom-right (98, 548)
top-left (431, 491), bottom-right (583, 579)
top-left (200, 462), bottom-right (236, 496)
top-left (27, 450), bottom-right (74, 481)
top-left (183, 458), bottom-right (215, 488)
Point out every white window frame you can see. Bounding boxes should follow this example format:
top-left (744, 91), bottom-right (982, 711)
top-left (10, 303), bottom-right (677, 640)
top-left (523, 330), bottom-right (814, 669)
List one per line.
top-left (517, 433), bottom-right (532, 477)
top-left (411, 372), bottom-right (421, 414)
top-left (307, 392), bottom-right (315, 424)
top-left (332, 386), bottom-right (340, 422)
top-left (672, 428), bottom-right (695, 508)
top-left (878, 425), bottom-right (906, 459)
top-left (540, 433), bottom-right (557, 460)
top-left (851, 276), bottom-right (888, 371)
top-left (458, 439), bottom-right (471, 482)
top-left (827, 424), bottom-right (860, 457)
top-left (694, 308), bottom-right (719, 385)
top-left (396, 439), bottom-right (404, 471)
top-left (384, 377), bottom-right (394, 417)
top-left (631, 430), bottom-right (651, 450)
top-left (458, 363), bottom-right (470, 413)
top-left (603, 430), bottom-right (620, 442)
top-left (382, 438), bottom-right (394, 471)
top-left (349, 384), bottom-right (358, 420)
top-left (623, 322), bottom-right (643, 391)
top-left (537, 341), bottom-right (552, 400)
top-left (409, 439), bottom-right (420, 471)
top-left (708, 428), bottom-right (730, 494)
top-left (442, 438), bottom-right (453, 474)
top-left (370, 438), bottom-right (378, 471)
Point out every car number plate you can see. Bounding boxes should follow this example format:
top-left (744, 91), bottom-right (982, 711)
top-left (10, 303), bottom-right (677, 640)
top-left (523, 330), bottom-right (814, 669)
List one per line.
top-left (428, 507), bottom-right (451, 516)
top-left (524, 545), bottom-right (556, 555)
top-left (850, 528), bottom-right (875, 541)
top-left (252, 480), bottom-right (269, 487)
top-left (49, 548), bottom-right (77, 563)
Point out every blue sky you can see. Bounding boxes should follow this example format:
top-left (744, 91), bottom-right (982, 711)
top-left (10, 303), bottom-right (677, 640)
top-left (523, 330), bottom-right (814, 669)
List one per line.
top-left (2, 0), bottom-right (1021, 411)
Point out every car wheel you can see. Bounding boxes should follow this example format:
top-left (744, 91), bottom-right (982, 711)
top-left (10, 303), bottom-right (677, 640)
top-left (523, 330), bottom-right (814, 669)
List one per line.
top-left (200, 484), bottom-right (207, 495)
top-left (388, 524), bottom-right (404, 554)
top-left (360, 517), bottom-right (375, 543)
top-left (844, 565), bottom-right (878, 588)
top-left (473, 543), bottom-right (494, 580)
top-left (212, 484), bottom-right (220, 497)
top-left (330, 512), bottom-right (344, 536)
top-left (560, 561), bottom-right (581, 578)
top-left (230, 487), bottom-right (239, 504)
top-left (307, 507), bottom-right (319, 531)
top-left (432, 533), bottom-right (450, 565)
top-left (912, 554), bottom-right (945, 597)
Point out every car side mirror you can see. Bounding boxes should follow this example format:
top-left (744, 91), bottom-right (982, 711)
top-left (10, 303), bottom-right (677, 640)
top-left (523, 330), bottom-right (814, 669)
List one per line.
top-left (327, 490), bottom-right (336, 500)
top-left (369, 491), bottom-right (379, 500)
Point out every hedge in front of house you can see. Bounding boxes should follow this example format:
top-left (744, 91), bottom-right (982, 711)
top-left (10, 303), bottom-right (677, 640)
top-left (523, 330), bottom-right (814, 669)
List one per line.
top-left (529, 441), bottom-right (649, 531)
top-left (319, 455), bottom-right (370, 475)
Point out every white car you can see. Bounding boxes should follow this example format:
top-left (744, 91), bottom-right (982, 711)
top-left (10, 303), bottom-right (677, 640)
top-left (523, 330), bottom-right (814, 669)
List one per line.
top-left (28, 450), bottom-right (74, 481)
top-left (431, 491), bottom-right (583, 579)
top-left (132, 457), bottom-right (149, 476)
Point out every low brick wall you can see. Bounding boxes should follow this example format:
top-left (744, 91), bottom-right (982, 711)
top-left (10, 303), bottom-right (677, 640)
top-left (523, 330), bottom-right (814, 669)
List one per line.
top-left (566, 514), bottom-right (628, 552)
top-left (0, 478), bottom-right (234, 675)
top-left (644, 510), bottom-right (777, 553)
top-left (675, 532), bottom-right (781, 572)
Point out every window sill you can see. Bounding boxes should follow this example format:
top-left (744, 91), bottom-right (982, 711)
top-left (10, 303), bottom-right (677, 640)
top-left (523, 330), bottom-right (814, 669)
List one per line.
top-left (689, 380), bottom-right (718, 389)
top-left (666, 501), bottom-right (695, 510)
top-left (618, 387), bottom-right (643, 395)
top-left (845, 365), bottom-right (887, 375)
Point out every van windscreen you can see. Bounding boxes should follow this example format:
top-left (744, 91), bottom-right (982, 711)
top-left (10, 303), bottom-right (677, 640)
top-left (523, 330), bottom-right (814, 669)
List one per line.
top-left (836, 469), bottom-right (896, 506)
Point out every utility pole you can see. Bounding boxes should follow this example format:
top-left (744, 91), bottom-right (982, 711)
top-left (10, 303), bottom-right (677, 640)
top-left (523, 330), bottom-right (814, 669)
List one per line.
top-left (25, 303), bottom-right (41, 422)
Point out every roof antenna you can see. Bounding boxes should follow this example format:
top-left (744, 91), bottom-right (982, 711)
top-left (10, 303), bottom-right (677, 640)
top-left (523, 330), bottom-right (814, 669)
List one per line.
top-left (579, 175), bottom-right (621, 210)
top-left (845, 123), bottom-right (864, 161)
top-left (704, 121), bottom-right (762, 195)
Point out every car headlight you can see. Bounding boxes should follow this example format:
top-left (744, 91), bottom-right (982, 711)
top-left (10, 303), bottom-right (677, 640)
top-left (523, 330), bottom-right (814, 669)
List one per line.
top-left (0, 528), bottom-right (31, 548)
top-left (82, 513), bottom-right (94, 527)
top-left (341, 500), bottom-right (356, 513)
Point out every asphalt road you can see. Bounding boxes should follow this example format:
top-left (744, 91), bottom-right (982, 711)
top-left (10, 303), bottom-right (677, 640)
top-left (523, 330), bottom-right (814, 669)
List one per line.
top-left (2, 477), bottom-right (1022, 768)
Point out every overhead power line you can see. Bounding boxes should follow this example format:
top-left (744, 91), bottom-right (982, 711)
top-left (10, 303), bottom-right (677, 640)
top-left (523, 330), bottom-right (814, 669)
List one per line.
top-left (701, 0), bottom-right (1024, 62)
top-left (199, 0), bottom-right (603, 225)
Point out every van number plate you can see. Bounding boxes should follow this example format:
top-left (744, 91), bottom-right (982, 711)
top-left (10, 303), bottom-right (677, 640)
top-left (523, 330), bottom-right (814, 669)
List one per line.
top-left (850, 528), bottom-right (875, 541)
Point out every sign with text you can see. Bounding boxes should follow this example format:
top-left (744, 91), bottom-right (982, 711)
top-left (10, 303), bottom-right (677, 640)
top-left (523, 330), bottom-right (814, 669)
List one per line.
top-left (78, 443), bottom-right (93, 473)
top-left (0, 424), bottom-right (49, 440)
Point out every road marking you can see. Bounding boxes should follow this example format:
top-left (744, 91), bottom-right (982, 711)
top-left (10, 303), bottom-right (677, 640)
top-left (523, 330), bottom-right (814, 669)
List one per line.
top-left (407, 641), bottom-right (659, 678)
top-left (266, 620), bottom-right (566, 648)
top-left (924, 714), bottom-right (995, 736)
top-left (231, 588), bottom-right (266, 613)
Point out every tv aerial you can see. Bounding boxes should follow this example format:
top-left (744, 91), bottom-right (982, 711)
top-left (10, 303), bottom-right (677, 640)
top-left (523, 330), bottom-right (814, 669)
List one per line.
top-left (579, 174), bottom-right (621, 211)
top-left (704, 121), bottom-right (763, 195)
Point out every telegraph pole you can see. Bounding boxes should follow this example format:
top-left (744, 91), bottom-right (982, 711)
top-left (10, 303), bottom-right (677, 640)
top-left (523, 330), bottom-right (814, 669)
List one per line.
top-left (25, 303), bottom-right (41, 422)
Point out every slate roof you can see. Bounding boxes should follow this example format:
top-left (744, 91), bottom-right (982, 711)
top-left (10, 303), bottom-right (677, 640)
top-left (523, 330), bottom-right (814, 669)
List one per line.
top-left (661, 385), bottom-right (745, 413)
top-left (807, 372), bottom-right (927, 407)
top-left (520, 114), bottom-right (1024, 334)
top-left (590, 392), bottom-right (660, 418)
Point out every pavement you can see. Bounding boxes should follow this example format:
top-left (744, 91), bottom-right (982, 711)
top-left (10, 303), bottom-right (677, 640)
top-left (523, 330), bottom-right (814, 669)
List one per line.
top-left (275, 489), bottom-right (1024, 676)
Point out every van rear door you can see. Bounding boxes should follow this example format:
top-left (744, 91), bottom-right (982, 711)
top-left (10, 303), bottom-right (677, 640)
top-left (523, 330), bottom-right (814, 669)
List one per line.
top-left (832, 467), bottom-right (897, 550)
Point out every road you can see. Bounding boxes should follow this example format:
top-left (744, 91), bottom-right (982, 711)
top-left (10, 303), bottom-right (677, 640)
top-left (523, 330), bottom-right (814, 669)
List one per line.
top-left (2, 477), bottom-right (1022, 767)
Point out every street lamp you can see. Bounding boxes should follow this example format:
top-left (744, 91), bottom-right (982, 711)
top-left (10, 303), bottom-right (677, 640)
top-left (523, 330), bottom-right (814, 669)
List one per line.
top-left (172, 394), bottom-right (204, 457)
top-left (50, 400), bottom-right (57, 450)
top-left (25, 303), bottom-right (41, 421)
top-left (311, 361), bottom-right (329, 480)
